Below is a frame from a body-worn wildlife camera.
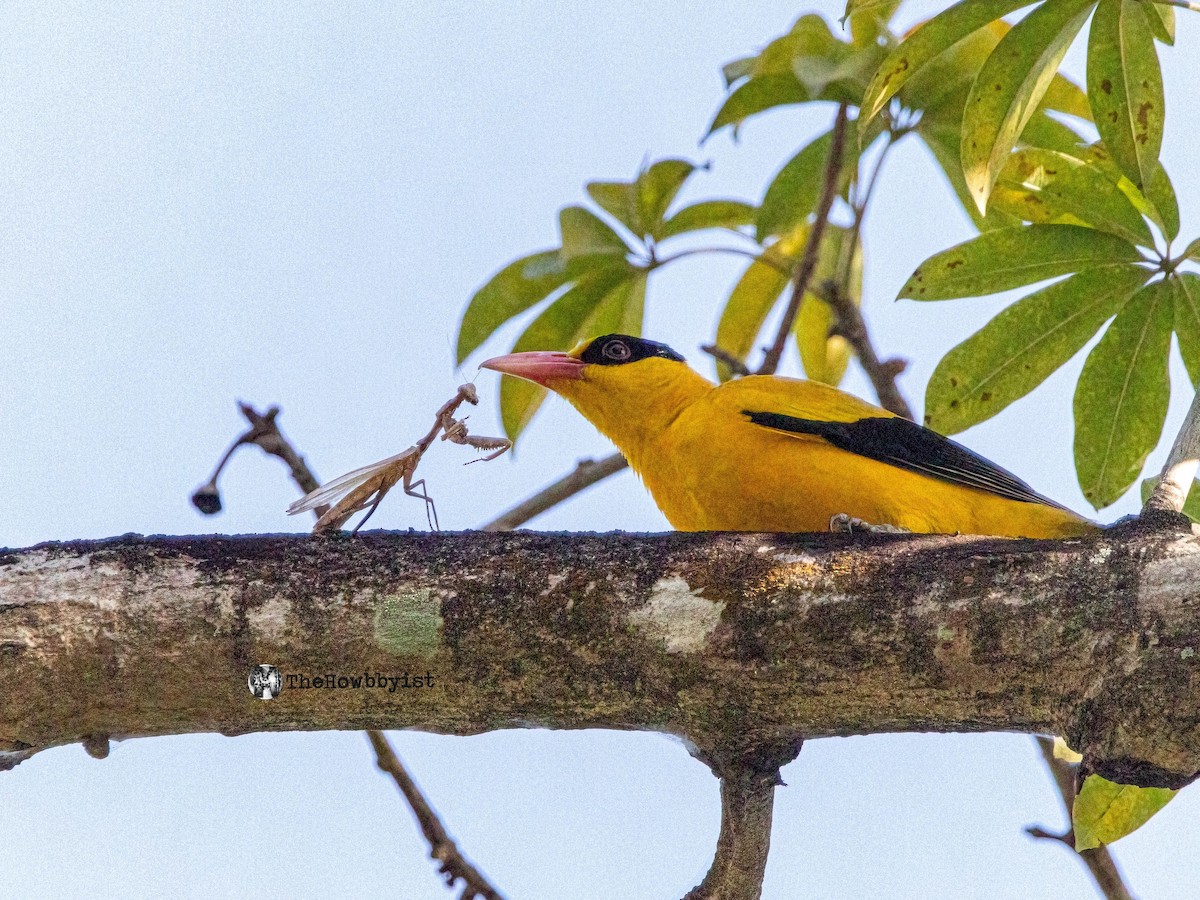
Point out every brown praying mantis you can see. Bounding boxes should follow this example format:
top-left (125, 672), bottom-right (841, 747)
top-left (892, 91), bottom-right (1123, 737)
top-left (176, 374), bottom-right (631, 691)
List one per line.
top-left (286, 383), bottom-right (511, 533)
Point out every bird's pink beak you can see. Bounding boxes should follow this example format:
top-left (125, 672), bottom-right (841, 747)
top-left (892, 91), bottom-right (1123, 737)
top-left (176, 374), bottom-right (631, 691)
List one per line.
top-left (481, 351), bottom-right (585, 386)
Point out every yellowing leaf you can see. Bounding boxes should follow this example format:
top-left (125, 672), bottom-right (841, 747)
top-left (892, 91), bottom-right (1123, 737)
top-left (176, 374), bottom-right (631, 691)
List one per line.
top-left (795, 226), bottom-right (861, 386)
top-left (990, 148), bottom-right (1153, 244)
top-left (925, 265), bottom-right (1150, 433)
top-left (1087, 0), bottom-right (1165, 190)
top-left (898, 224), bottom-right (1142, 301)
top-left (713, 227), bottom-right (807, 380)
top-left (859, 0), bottom-right (1037, 137)
top-left (961, 0), bottom-right (1096, 213)
top-left (1073, 773), bottom-right (1176, 850)
top-left (1074, 279), bottom-right (1174, 509)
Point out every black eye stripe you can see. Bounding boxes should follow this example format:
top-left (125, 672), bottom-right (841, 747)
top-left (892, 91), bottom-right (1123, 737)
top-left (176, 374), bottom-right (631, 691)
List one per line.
top-left (580, 334), bottom-right (686, 366)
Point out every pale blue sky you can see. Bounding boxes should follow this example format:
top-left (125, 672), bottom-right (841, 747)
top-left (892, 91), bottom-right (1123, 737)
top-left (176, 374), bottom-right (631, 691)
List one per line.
top-left (1, 2), bottom-right (1197, 897)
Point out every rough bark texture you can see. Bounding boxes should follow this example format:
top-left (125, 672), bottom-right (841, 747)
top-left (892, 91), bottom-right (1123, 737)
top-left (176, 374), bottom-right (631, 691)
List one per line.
top-left (3, 525), bottom-right (1200, 788)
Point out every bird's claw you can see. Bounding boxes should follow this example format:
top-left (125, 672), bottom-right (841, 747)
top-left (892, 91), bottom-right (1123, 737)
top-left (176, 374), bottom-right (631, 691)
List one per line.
top-left (829, 513), bottom-right (910, 534)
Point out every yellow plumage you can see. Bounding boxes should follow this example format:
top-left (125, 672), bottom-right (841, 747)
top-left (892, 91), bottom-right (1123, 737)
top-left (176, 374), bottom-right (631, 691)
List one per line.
top-left (482, 335), bottom-right (1096, 538)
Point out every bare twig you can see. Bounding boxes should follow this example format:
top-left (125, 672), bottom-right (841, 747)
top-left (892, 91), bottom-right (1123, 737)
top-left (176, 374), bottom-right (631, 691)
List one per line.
top-left (481, 452), bottom-right (628, 531)
top-left (368, 730), bottom-right (504, 900)
top-left (757, 103), bottom-right (850, 376)
top-left (1028, 737), bottom-right (1135, 900)
top-left (191, 403), bottom-right (325, 517)
top-left (817, 281), bottom-right (914, 421)
top-left (1144, 387), bottom-right (1200, 517)
top-left (699, 344), bottom-right (752, 377)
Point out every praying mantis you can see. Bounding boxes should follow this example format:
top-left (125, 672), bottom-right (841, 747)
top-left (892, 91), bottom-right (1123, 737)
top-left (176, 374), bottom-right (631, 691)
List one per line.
top-left (286, 383), bottom-right (510, 533)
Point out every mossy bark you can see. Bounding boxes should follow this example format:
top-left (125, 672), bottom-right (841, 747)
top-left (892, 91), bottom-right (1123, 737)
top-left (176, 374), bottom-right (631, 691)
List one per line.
top-left (2, 527), bottom-right (1199, 788)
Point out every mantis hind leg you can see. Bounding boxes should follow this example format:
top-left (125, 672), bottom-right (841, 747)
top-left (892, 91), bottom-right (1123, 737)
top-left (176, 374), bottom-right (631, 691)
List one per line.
top-left (403, 477), bottom-right (439, 531)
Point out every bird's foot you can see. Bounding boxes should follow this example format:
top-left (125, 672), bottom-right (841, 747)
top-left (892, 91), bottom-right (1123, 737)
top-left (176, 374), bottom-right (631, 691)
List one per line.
top-left (829, 513), bottom-right (910, 535)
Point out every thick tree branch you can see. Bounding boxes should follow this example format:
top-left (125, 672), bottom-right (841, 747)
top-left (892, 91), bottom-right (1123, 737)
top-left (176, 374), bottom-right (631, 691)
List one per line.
top-left (4, 527), bottom-right (1200, 791)
top-left (1146, 387), bottom-right (1200, 516)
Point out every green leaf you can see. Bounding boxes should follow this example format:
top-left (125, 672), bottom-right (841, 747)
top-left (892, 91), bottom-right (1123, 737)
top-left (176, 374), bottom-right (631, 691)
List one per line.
top-left (457, 250), bottom-right (572, 364)
top-left (660, 200), bottom-right (756, 239)
top-left (925, 266), bottom-right (1151, 433)
top-left (757, 131), bottom-right (859, 241)
top-left (500, 265), bottom-right (636, 441)
top-left (1039, 71), bottom-right (1092, 121)
top-left (1087, 0), bottom-right (1165, 190)
top-left (636, 159), bottom-right (697, 238)
top-left (918, 118), bottom-right (1021, 232)
top-left (1141, 475), bottom-right (1200, 521)
top-left (1073, 773), bottom-right (1175, 850)
top-left (1183, 240), bottom-right (1200, 263)
top-left (1173, 274), bottom-right (1200, 385)
top-left (1074, 278), bottom-right (1174, 508)
top-left (559, 206), bottom-right (632, 261)
top-left (1143, 162), bottom-right (1179, 240)
top-left (898, 224), bottom-right (1143, 301)
top-left (713, 227), bottom-right (807, 380)
top-left (961, 0), bottom-right (1097, 213)
top-left (1078, 144), bottom-right (1179, 240)
top-left (990, 149), bottom-right (1154, 244)
top-left (1016, 109), bottom-right (1090, 154)
top-left (586, 181), bottom-right (641, 236)
top-left (706, 75), bottom-right (809, 138)
top-left (1144, 0), bottom-right (1175, 45)
top-left (844, 0), bottom-right (902, 46)
top-left (860, 0), bottom-right (1038, 136)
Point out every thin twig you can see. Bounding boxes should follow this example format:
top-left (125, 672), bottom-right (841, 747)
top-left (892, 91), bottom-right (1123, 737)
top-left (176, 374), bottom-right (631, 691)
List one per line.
top-left (1144, 387), bottom-right (1200, 516)
top-left (757, 102), bottom-right (850, 376)
top-left (652, 245), bottom-right (794, 277)
top-left (699, 344), bottom-right (752, 377)
top-left (191, 403), bottom-right (326, 518)
top-left (368, 730), bottom-right (504, 900)
top-left (817, 281), bottom-right (914, 421)
top-left (1028, 737), bottom-right (1135, 900)
top-left (480, 452), bottom-right (628, 531)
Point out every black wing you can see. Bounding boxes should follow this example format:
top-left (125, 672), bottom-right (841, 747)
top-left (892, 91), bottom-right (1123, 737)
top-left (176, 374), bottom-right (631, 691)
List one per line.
top-left (743, 411), bottom-right (1065, 509)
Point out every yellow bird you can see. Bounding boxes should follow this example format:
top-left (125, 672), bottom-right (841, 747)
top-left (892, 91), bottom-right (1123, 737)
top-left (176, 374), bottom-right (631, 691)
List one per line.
top-left (481, 334), bottom-right (1096, 538)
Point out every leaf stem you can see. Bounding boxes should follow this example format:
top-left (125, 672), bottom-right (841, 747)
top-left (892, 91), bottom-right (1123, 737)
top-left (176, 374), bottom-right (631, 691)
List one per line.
top-left (1149, 0), bottom-right (1200, 11)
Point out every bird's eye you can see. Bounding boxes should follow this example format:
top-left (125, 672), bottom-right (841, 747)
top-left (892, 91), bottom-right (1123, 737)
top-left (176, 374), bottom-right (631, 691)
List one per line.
top-left (602, 340), bottom-right (632, 362)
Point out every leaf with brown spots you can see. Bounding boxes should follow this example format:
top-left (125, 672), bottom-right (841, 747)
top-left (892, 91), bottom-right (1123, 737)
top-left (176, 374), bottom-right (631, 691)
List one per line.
top-left (897, 224), bottom-right (1143, 301)
top-left (960, 0), bottom-right (1097, 213)
top-left (1087, 0), bottom-right (1164, 190)
top-left (858, 0), bottom-right (1037, 140)
top-left (925, 265), bottom-right (1150, 433)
